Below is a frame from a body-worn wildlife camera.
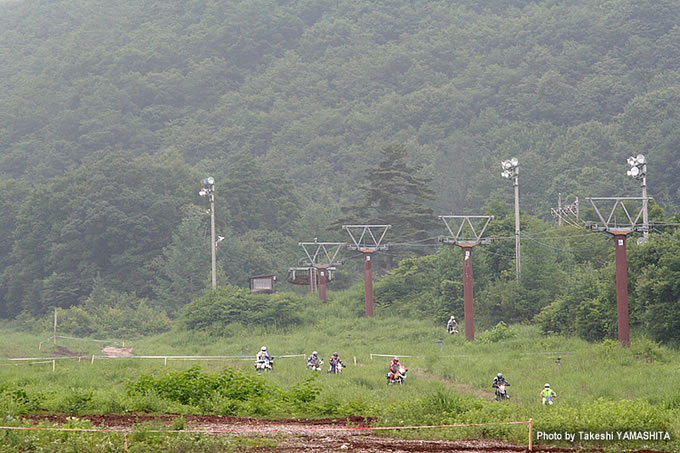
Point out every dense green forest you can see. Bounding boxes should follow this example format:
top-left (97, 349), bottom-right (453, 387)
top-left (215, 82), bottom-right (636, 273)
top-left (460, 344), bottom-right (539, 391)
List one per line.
top-left (1, 0), bottom-right (679, 344)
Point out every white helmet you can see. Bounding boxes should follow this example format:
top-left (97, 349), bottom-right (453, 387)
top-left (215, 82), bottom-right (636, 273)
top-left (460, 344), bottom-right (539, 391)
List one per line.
top-left (261, 346), bottom-right (267, 351)
top-left (312, 351), bottom-right (317, 355)
top-left (545, 383), bottom-right (550, 388)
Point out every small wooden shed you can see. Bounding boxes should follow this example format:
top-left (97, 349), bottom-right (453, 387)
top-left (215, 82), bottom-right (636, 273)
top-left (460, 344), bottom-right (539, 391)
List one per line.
top-left (249, 274), bottom-right (277, 294)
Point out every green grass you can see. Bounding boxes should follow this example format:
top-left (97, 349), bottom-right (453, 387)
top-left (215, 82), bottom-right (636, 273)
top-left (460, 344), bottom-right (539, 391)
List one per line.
top-left (0, 300), bottom-right (679, 451)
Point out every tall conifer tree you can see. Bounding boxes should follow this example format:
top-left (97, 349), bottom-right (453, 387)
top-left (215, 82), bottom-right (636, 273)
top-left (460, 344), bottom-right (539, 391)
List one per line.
top-left (336, 145), bottom-right (438, 266)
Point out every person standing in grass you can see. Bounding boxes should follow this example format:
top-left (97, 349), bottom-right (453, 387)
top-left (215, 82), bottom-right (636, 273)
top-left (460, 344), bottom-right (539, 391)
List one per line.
top-left (540, 383), bottom-right (558, 405)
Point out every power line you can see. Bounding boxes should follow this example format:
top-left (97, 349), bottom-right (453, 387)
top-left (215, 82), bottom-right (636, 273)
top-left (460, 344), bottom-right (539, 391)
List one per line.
top-left (521, 231), bottom-right (600, 240)
top-left (522, 236), bottom-right (608, 253)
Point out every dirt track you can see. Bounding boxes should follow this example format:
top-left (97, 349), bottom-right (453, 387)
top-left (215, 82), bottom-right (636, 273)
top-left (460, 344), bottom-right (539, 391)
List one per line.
top-left (20, 414), bottom-right (632, 452)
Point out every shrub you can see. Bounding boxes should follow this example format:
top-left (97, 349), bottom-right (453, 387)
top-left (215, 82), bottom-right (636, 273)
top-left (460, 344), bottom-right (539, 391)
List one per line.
top-left (126, 365), bottom-right (322, 416)
top-left (180, 286), bottom-right (305, 333)
top-left (477, 322), bottom-right (517, 344)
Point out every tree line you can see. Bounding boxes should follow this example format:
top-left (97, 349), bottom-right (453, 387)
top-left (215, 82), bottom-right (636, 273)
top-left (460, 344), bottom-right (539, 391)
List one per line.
top-left (0, 0), bottom-right (679, 344)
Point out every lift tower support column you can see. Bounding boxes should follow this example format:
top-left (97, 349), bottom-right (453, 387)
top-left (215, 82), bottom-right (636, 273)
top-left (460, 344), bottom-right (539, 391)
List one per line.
top-left (586, 197), bottom-right (651, 347)
top-left (439, 216), bottom-right (493, 341)
top-left (343, 225), bottom-right (391, 317)
top-left (298, 241), bottom-right (345, 303)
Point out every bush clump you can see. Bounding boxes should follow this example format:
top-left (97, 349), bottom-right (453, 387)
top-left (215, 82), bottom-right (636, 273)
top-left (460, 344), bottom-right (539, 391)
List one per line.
top-left (477, 322), bottom-right (517, 344)
top-left (126, 365), bottom-right (322, 417)
top-left (180, 286), bottom-right (305, 334)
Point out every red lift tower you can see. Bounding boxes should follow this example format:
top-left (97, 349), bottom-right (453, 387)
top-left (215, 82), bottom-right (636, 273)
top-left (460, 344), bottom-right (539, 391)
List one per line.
top-left (298, 240), bottom-right (345, 302)
top-left (343, 225), bottom-right (391, 317)
top-left (585, 197), bottom-right (651, 347)
top-left (439, 215), bottom-right (493, 341)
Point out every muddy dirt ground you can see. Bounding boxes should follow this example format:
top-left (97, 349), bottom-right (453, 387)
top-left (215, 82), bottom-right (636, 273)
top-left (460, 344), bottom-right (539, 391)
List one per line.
top-left (22, 414), bottom-right (665, 452)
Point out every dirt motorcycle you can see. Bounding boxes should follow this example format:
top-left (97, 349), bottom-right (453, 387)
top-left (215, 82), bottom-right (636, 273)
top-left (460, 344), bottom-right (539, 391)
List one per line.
top-left (307, 358), bottom-right (323, 371)
top-left (387, 366), bottom-right (407, 384)
top-left (541, 393), bottom-right (558, 405)
top-left (327, 359), bottom-right (344, 374)
top-left (255, 357), bottom-right (274, 372)
top-left (447, 324), bottom-right (459, 335)
top-left (494, 382), bottom-right (510, 401)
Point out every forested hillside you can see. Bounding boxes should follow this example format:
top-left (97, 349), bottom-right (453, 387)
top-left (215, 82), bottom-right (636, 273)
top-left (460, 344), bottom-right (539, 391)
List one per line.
top-left (1, 0), bottom-right (679, 343)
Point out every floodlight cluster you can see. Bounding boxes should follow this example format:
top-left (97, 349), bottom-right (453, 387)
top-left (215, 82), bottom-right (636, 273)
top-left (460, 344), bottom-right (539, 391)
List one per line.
top-left (626, 154), bottom-right (646, 179)
top-left (199, 176), bottom-right (215, 197)
top-left (500, 157), bottom-right (519, 179)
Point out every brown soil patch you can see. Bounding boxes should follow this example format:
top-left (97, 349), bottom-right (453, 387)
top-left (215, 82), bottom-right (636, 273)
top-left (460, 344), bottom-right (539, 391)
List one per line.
top-left (101, 346), bottom-right (134, 357)
top-left (53, 345), bottom-right (78, 356)
top-left (19, 414), bottom-right (635, 452)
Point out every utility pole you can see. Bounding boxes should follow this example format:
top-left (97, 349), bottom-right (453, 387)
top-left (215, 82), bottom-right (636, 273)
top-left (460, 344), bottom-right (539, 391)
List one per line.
top-left (626, 154), bottom-right (649, 241)
top-left (501, 158), bottom-right (520, 278)
top-left (439, 215), bottom-right (493, 341)
top-left (586, 196), bottom-right (651, 347)
top-left (343, 225), bottom-right (391, 317)
top-left (558, 193), bottom-right (561, 226)
top-left (551, 195), bottom-right (580, 226)
top-left (199, 177), bottom-right (217, 289)
top-left (298, 240), bottom-right (345, 302)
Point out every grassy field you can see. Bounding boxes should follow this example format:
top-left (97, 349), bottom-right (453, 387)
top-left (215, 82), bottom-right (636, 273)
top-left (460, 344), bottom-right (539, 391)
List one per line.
top-left (1, 305), bottom-right (679, 452)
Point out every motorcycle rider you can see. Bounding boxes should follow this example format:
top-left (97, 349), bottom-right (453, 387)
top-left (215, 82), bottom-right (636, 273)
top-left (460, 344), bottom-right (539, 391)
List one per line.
top-left (540, 383), bottom-right (558, 405)
top-left (388, 356), bottom-right (406, 381)
top-left (447, 315), bottom-right (458, 333)
top-left (307, 351), bottom-right (322, 369)
top-left (256, 346), bottom-right (273, 369)
top-left (492, 373), bottom-right (510, 398)
top-left (328, 352), bottom-right (344, 373)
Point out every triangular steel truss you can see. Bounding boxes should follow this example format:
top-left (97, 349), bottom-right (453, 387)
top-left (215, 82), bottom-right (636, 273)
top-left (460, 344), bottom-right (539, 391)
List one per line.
top-left (298, 241), bottom-right (345, 266)
top-left (439, 215), bottom-right (493, 245)
top-left (585, 197), bottom-right (651, 233)
top-left (342, 225), bottom-right (391, 251)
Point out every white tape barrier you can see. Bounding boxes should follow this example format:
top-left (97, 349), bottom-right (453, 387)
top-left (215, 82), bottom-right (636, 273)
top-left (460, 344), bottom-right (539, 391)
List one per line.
top-left (370, 352), bottom-right (572, 360)
top-left (370, 354), bottom-right (425, 359)
top-left (56, 335), bottom-right (112, 343)
top-left (369, 353), bottom-right (475, 359)
top-left (5, 354), bottom-right (306, 362)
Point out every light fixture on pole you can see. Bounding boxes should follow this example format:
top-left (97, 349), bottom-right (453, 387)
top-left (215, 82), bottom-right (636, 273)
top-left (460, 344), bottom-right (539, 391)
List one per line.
top-left (626, 154), bottom-right (648, 242)
top-left (199, 177), bottom-right (217, 289)
top-left (501, 157), bottom-right (520, 278)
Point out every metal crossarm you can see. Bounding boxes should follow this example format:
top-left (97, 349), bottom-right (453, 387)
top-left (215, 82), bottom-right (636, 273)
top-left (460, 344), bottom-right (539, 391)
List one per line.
top-left (439, 215), bottom-right (493, 245)
top-left (586, 197), bottom-right (652, 232)
top-left (298, 241), bottom-right (346, 266)
top-left (342, 225), bottom-right (391, 251)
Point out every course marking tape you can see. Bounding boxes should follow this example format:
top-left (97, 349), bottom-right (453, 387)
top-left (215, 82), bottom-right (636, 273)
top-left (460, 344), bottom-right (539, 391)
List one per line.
top-left (0, 361), bottom-right (52, 366)
top-left (5, 354), bottom-right (306, 362)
